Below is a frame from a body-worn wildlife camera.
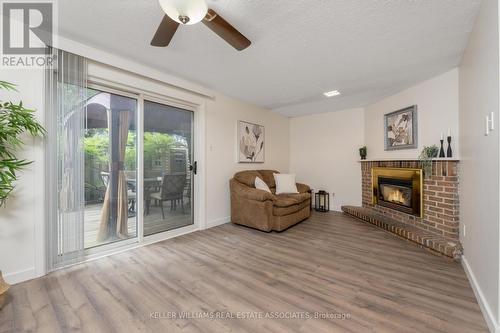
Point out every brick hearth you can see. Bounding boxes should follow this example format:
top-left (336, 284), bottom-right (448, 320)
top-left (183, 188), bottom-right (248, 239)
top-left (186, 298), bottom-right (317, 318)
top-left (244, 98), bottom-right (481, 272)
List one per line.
top-left (342, 159), bottom-right (460, 258)
top-left (341, 205), bottom-right (462, 258)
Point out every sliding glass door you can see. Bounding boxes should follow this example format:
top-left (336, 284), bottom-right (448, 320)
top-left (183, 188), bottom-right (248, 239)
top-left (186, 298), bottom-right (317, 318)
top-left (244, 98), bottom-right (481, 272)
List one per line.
top-left (143, 100), bottom-right (194, 236)
top-left (47, 50), bottom-right (198, 270)
top-left (83, 93), bottom-right (195, 246)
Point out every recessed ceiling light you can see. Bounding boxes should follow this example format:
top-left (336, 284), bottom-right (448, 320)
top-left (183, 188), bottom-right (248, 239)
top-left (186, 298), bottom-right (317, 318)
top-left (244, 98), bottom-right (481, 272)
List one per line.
top-left (323, 90), bottom-right (341, 97)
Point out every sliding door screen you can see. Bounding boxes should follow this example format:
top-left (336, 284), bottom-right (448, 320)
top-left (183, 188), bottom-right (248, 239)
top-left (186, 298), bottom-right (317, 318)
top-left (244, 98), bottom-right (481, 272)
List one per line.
top-left (143, 100), bottom-right (194, 235)
top-left (84, 89), bottom-right (138, 248)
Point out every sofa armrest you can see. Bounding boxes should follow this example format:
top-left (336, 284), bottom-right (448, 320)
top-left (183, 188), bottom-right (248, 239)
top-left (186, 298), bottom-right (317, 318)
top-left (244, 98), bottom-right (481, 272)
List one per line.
top-left (230, 179), bottom-right (276, 202)
top-left (296, 183), bottom-right (310, 194)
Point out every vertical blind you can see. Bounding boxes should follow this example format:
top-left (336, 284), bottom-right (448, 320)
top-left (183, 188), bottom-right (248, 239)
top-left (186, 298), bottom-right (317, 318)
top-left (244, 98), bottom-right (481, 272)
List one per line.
top-left (45, 49), bottom-right (87, 270)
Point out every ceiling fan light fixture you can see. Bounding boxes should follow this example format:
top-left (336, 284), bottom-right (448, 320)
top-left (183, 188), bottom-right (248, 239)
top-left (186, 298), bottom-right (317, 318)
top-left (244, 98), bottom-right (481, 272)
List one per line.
top-left (159, 0), bottom-right (208, 25)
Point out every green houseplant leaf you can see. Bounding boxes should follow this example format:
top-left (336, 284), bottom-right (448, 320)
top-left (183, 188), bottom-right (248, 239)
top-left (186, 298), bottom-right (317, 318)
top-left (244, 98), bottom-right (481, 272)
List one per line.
top-left (0, 81), bottom-right (46, 206)
top-left (418, 145), bottom-right (439, 177)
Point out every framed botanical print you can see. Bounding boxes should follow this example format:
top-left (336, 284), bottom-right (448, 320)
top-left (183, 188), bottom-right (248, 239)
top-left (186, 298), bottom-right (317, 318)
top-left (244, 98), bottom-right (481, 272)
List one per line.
top-left (238, 121), bottom-right (265, 163)
top-left (384, 106), bottom-right (418, 150)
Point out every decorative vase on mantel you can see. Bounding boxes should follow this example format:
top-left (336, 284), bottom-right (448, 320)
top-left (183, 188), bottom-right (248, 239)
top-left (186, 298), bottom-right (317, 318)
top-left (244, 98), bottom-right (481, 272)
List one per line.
top-left (0, 270), bottom-right (10, 309)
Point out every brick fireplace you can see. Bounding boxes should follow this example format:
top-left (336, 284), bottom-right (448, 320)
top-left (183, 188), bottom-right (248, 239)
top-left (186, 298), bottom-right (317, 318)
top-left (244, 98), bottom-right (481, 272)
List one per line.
top-left (362, 160), bottom-right (459, 240)
top-left (342, 159), bottom-right (460, 258)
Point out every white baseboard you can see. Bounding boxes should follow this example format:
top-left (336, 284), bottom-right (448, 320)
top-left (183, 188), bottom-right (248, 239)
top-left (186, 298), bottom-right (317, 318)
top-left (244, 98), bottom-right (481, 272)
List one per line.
top-left (206, 216), bottom-right (230, 229)
top-left (3, 267), bottom-right (37, 285)
top-left (4, 219), bottom-right (230, 285)
top-left (462, 256), bottom-right (499, 333)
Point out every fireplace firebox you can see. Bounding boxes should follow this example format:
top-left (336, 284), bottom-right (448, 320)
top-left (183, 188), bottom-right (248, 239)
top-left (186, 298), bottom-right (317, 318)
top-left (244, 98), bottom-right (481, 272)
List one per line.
top-left (372, 167), bottom-right (423, 217)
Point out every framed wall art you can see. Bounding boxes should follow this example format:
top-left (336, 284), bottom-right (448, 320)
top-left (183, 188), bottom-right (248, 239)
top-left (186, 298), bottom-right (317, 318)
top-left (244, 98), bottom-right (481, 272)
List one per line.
top-left (238, 120), bottom-right (265, 163)
top-left (384, 105), bottom-right (418, 151)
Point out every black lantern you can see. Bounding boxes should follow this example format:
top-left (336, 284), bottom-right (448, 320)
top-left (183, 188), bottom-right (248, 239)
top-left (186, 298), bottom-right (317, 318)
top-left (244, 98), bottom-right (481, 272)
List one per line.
top-left (315, 190), bottom-right (329, 212)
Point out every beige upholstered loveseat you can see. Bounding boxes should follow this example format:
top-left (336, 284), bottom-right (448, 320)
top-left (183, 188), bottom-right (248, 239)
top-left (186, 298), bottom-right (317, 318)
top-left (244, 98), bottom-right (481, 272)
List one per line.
top-left (229, 170), bottom-right (311, 232)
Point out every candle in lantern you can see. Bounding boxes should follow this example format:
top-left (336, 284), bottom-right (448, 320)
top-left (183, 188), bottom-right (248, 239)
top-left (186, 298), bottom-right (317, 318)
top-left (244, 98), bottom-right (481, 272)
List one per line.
top-left (315, 190), bottom-right (330, 212)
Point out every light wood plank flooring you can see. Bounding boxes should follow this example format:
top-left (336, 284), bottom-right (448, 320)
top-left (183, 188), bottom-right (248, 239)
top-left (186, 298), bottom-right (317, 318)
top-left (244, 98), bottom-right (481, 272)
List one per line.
top-left (0, 212), bottom-right (488, 332)
top-left (84, 204), bottom-right (191, 248)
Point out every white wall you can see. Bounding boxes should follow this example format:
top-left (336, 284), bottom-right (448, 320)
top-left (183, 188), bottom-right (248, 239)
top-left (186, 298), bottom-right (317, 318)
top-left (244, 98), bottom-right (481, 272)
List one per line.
top-left (206, 93), bottom-right (289, 225)
top-left (364, 69), bottom-right (459, 159)
top-left (459, 0), bottom-right (500, 331)
top-left (289, 108), bottom-right (364, 211)
top-left (0, 68), bottom-right (45, 283)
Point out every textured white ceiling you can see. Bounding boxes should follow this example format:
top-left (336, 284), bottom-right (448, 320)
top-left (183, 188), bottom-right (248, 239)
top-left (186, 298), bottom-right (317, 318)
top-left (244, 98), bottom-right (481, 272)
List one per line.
top-left (58, 0), bottom-right (481, 117)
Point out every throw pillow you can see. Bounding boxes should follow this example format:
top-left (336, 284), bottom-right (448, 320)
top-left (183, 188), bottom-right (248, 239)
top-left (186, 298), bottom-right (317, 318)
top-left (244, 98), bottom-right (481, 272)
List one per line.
top-left (274, 173), bottom-right (299, 194)
top-left (255, 176), bottom-right (271, 193)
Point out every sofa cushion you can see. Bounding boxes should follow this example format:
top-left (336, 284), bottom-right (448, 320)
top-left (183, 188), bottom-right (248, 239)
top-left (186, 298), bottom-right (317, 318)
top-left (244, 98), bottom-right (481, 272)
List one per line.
top-left (273, 193), bottom-right (311, 207)
top-left (255, 176), bottom-right (271, 193)
top-left (296, 183), bottom-right (311, 194)
top-left (273, 204), bottom-right (311, 230)
top-left (234, 170), bottom-right (262, 187)
top-left (258, 170), bottom-right (280, 188)
top-left (274, 173), bottom-right (299, 194)
top-left (273, 198), bottom-right (310, 216)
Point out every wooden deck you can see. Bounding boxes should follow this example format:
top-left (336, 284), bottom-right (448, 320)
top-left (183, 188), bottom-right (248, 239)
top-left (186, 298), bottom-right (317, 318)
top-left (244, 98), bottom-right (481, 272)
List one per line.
top-left (84, 203), bottom-right (192, 248)
top-left (0, 211), bottom-right (488, 332)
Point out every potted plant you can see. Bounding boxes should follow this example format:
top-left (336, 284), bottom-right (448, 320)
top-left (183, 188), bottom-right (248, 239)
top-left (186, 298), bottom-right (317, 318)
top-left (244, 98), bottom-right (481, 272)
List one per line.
top-left (359, 146), bottom-right (367, 160)
top-left (0, 80), bottom-right (46, 307)
top-left (0, 273), bottom-right (8, 308)
top-left (418, 145), bottom-right (439, 176)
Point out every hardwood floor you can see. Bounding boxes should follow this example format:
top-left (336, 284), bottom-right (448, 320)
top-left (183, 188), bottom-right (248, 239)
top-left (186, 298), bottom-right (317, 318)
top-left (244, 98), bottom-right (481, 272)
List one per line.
top-left (0, 212), bottom-right (488, 332)
top-left (84, 204), bottom-right (191, 248)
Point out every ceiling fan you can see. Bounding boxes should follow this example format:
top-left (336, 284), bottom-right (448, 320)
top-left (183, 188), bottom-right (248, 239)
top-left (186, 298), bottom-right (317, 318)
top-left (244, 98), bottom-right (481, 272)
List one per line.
top-left (151, 0), bottom-right (251, 51)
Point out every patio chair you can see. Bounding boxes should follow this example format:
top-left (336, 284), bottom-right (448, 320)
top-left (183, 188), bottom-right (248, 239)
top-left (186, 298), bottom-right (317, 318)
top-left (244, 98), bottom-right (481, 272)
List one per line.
top-left (150, 173), bottom-right (187, 219)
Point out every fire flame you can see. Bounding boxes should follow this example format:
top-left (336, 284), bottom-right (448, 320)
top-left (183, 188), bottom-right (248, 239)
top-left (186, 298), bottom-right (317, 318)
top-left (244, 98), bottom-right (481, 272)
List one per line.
top-left (387, 189), bottom-right (405, 204)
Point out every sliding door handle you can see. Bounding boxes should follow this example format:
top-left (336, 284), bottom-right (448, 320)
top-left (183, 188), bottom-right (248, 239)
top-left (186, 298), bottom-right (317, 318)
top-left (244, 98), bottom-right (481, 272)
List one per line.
top-left (189, 161), bottom-right (197, 175)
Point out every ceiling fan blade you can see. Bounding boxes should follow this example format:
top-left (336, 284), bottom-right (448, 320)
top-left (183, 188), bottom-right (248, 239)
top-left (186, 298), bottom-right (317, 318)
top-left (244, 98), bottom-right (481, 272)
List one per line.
top-left (151, 15), bottom-right (180, 47)
top-left (203, 9), bottom-right (251, 51)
